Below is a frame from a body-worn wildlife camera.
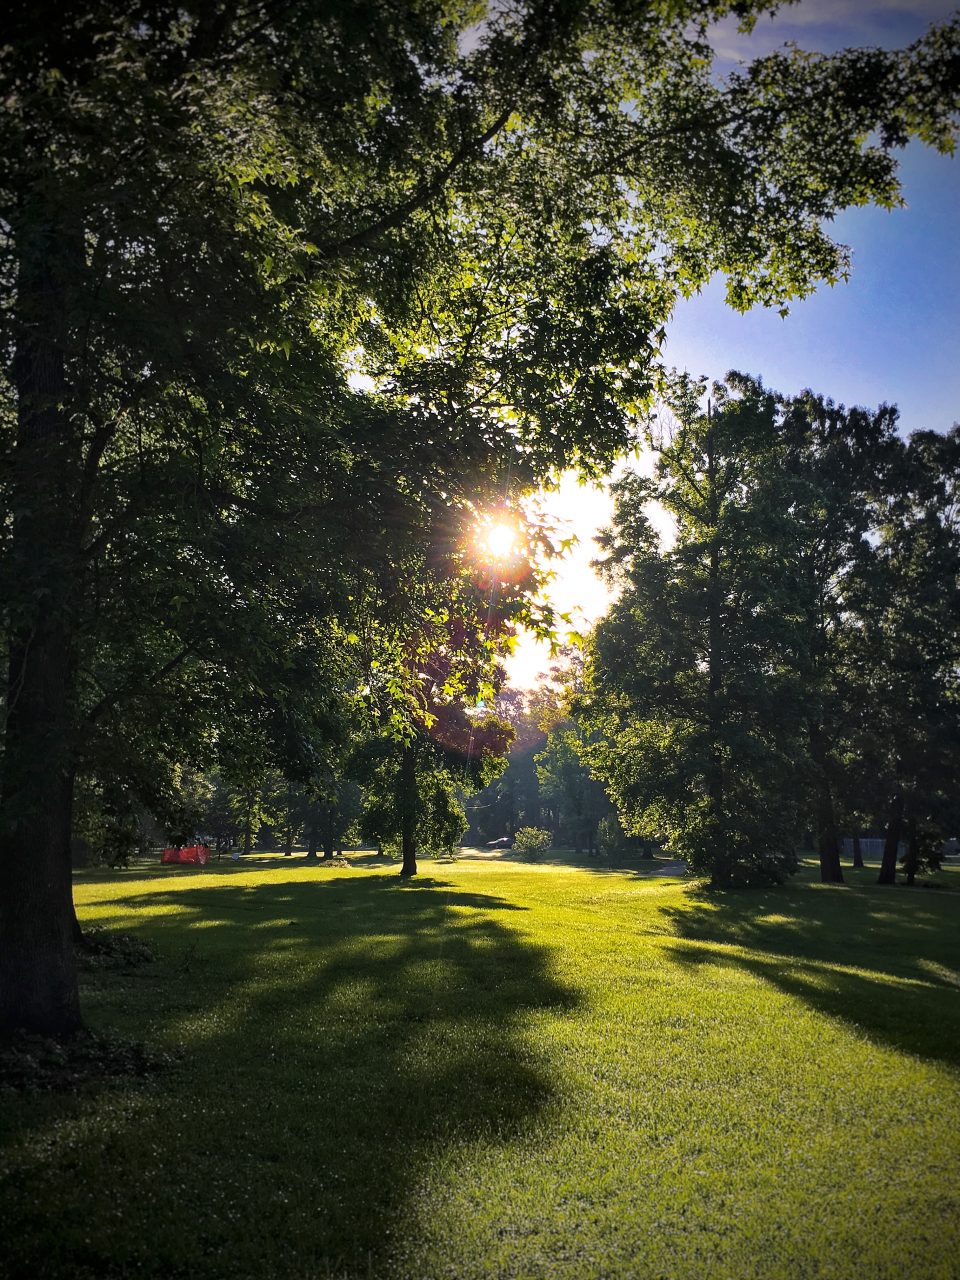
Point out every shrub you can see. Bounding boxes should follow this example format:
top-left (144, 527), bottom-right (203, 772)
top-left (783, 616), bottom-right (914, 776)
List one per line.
top-left (513, 827), bottom-right (552, 858)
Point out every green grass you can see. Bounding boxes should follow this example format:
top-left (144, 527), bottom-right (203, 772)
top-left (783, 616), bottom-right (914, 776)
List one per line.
top-left (2, 854), bottom-right (959, 1280)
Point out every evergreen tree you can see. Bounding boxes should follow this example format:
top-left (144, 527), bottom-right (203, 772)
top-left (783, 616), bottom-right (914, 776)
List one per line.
top-left (582, 376), bottom-right (808, 886)
top-left (862, 429), bottom-right (960, 884)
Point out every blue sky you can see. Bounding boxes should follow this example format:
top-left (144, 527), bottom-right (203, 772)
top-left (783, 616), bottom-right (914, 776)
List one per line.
top-left (507, 0), bottom-right (960, 686)
top-left (666, 141), bottom-right (959, 435)
top-left (667, 0), bottom-right (960, 435)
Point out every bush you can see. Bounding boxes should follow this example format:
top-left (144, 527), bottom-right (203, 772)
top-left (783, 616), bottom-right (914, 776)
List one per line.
top-left (513, 827), bottom-right (552, 858)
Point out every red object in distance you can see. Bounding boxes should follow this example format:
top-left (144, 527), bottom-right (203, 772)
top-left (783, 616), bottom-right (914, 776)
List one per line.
top-left (161, 844), bottom-right (210, 866)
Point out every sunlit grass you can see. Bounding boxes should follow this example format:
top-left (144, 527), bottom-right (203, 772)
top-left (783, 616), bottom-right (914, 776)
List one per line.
top-left (1, 855), bottom-right (958, 1278)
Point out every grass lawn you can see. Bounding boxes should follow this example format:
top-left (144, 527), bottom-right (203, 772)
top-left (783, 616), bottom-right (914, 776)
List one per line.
top-left (2, 853), bottom-right (959, 1279)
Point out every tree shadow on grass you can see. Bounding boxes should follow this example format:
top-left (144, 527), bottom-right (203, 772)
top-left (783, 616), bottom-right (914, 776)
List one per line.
top-left (1, 874), bottom-right (578, 1280)
top-left (73, 857), bottom-right (344, 887)
top-left (661, 883), bottom-right (960, 1070)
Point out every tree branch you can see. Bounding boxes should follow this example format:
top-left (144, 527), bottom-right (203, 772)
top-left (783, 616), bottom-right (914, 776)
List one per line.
top-left (316, 105), bottom-right (515, 262)
top-left (83, 645), bottom-right (194, 728)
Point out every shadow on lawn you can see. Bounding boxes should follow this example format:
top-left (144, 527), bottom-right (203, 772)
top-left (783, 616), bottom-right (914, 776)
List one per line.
top-left (662, 884), bottom-right (960, 1069)
top-left (2, 874), bottom-right (577, 1280)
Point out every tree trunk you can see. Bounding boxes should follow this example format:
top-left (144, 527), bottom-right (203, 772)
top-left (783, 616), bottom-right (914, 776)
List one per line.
top-left (816, 818), bottom-right (844, 884)
top-left (243, 806), bottom-right (252, 857)
top-left (809, 724), bottom-right (844, 883)
top-left (0, 212), bottom-right (84, 1036)
top-left (398, 743), bottom-right (418, 878)
top-left (71, 897), bottom-right (85, 948)
top-left (305, 824), bottom-right (318, 859)
top-left (903, 807), bottom-right (919, 887)
top-left (852, 830), bottom-right (864, 869)
top-left (0, 745), bottom-right (81, 1035)
top-left (320, 808), bottom-right (335, 860)
top-left (878, 788), bottom-right (904, 885)
top-left (283, 824), bottom-right (293, 857)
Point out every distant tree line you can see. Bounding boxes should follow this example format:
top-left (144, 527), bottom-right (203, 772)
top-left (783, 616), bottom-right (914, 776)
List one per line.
top-left (465, 664), bottom-right (650, 859)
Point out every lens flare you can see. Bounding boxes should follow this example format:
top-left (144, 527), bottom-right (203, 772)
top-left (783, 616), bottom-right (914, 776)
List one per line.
top-left (481, 522), bottom-right (518, 560)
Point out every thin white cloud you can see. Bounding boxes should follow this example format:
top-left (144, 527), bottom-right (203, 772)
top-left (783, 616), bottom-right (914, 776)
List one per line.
top-left (709, 0), bottom-right (956, 62)
top-left (770, 0), bottom-right (950, 28)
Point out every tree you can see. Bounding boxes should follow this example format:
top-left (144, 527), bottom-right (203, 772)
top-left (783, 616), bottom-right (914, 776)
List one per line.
top-left (582, 376), bottom-right (809, 886)
top-left (535, 722), bottom-right (611, 854)
top-left (462, 689), bottom-right (546, 844)
top-left (533, 654), bottom-right (612, 854)
top-left (860, 429), bottom-right (960, 885)
top-left (776, 392), bottom-right (902, 882)
top-left (3, 1), bottom-right (960, 1032)
top-left (300, 774), bottom-right (363, 862)
top-left (366, 659), bottom-right (514, 878)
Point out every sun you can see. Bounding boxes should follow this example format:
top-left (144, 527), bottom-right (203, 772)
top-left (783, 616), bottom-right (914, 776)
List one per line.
top-left (480, 521), bottom-right (518, 560)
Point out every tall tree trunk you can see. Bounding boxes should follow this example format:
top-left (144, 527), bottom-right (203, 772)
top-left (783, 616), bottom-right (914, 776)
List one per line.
top-left (809, 724), bottom-right (844, 883)
top-left (852, 829), bottom-right (864, 869)
top-left (283, 786), bottom-right (294, 856)
top-left (305, 824), bottom-right (318, 859)
top-left (242, 804), bottom-right (252, 857)
top-left (878, 787), bottom-right (904, 885)
top-left (398, 743), bottom-right (418, 878)
top-left (0, 212), bottom-right (84, 1036)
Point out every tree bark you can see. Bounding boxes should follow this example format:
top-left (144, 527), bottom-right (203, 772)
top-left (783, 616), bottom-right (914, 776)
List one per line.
top-left (855, 829), bottom-right (870, 870)
top-left (878, 788), bottom-right (904, 885)
top-left (809, 724), bottom-right (844, 883)
top-left (903, 807), bottom-right (919, 887)
top-left (320, 806), bottom-right (335, 860)
top-left (398, 743), bottom-right (418, 878)
top-left (0, 211), bottom-right (84, 1036)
